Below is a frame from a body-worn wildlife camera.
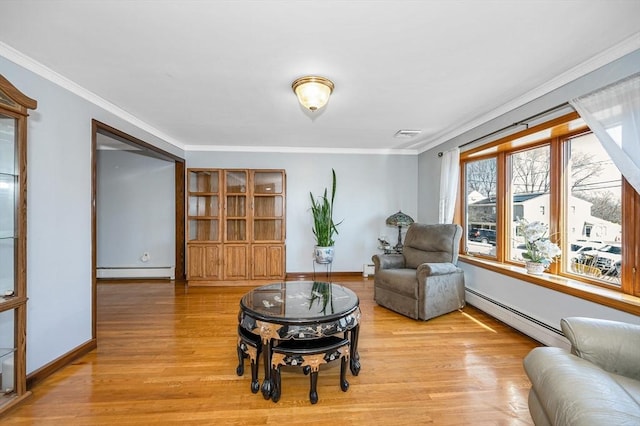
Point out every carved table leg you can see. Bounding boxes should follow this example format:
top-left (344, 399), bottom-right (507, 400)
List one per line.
top-left (250, 342), bottom-right (262, 393)
top-left (271, 366), bottom-right (281, 403)
top-left (236, 344), bottom-right (245, 376)
top-left (349, 324), bottom-right (361, 376)
top-left (250, 360), bottom-right (260, 393)
top-left (309, 371), bottom-right (319, 404)
top-left (261, 339), bottom-right (273, 400)
top-left (340, 356), bottom-right (350, 392)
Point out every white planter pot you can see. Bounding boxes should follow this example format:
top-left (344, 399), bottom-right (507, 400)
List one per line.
top-left (314, 246), bottom-right (334, 264)
top-left (525, 261), bottom-right (546, 275)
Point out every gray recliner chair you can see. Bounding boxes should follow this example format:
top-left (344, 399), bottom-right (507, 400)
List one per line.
top-left (372, 223), bottom-right (465, 320)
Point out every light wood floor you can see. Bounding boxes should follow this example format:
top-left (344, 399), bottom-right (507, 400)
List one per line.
top-left (3, 278), bottom-right (539, 425)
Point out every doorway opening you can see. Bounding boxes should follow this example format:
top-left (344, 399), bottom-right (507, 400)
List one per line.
top-left (91, 120), bottom-right (185, 338)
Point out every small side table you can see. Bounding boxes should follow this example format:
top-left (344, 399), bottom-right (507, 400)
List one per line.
top-left (382, 248), bottom-right (402, 255)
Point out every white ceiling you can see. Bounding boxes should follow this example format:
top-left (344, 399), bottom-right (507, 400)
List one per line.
top-left (2, 1), bottom-right (640, 153)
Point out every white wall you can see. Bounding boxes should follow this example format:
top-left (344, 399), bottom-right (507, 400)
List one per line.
top-left (461, 263), bottom-right (640, 328)
top-left (97, 149), bottom-right (175, 272)
top-left (0, 55), bottom-right (183, 373)
top-left (418, 49), bottom-right (640, 327)
top-left (186, 151), bottom-right (418, 273)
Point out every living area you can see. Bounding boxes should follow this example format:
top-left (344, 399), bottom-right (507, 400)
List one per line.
top-left (1, 1), bottom-right (640, 424)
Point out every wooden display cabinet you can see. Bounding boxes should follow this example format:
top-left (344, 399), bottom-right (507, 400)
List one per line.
top-left (186, 170), bottom-right (222, 280)
top-left (186, 169), bottom-right (285, 282)
top-left (251, 170), bottom-right (285, 279)
top-left (0, 74), bottom-right (37, 415)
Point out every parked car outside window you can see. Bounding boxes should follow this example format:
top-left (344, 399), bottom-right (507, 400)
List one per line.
top-left (569, 242), bottom-right (603, 262)
top-left (578, 244), bottom-right (622, 276)
top-left (468, 228), bottom-right (496, 245)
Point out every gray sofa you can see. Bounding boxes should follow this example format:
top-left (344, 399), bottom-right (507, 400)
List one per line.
top-left (372, 223), bottom-right (465, 320)
top-left (524, 317), bottom-right (640, 425)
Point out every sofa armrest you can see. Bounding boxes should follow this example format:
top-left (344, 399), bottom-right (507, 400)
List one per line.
top-left (372, 254), bottom-right (405, 271)
top-left (561, 317), bottom-right (640, 381)
top-left (524, 346), bottom-right (640, 425)
top-left (416, 262), bottom-right (460, 277)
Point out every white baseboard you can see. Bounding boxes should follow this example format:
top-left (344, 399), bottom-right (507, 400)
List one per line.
top-left (97, 267), bottom-right (175, 279)
top-left (465, 288), bottom-right (570, 349)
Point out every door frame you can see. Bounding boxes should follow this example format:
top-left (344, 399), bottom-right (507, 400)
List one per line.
top-left (91, 119), bottom-right (185, 338)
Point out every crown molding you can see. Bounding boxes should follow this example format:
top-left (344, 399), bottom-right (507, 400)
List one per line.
top-left (184, 144), bottom-right (417, 155)
top-left (0, 41), bottom-right (185, 151)
top-left (414, 32), bottom-right (640, 154)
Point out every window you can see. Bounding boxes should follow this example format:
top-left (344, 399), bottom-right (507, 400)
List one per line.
top-left (460, 113), bottom-right (639, 298)
top-left (465, 157), bottom-right (497, 257)
top-left (565, 132), bottom-right (621, 285)
top-left (508, 145), bottom-right (551, 262)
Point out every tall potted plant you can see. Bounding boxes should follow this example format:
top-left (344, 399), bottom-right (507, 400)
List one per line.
top-left (310, 169), bottom-right (341, 264)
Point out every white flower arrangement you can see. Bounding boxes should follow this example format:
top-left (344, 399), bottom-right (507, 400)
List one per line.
top-left (516, 218), bottom-right (561, 266)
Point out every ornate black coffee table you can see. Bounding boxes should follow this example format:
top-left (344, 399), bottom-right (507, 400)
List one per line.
top-left (238, 281), bottom-right (361, 399)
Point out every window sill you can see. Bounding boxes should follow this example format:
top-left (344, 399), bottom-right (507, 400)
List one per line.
top-left (459, 254), bottom-right (640, 316)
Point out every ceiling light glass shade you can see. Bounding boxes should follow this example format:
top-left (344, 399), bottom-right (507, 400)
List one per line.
top-left (292, 76), bottom-right (334, 111)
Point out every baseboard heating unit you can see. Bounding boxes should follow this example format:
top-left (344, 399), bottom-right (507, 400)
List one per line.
top-left (465, 288), bottom-right (569, 349)
top-left (97, 267), bottom-right (175, 280)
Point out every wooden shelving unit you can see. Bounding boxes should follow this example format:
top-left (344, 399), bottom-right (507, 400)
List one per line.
top-left (186, 169), bottom-right (285, 282)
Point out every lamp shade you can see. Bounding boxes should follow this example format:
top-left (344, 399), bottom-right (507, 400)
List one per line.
top-left (385, 211), bottom-right (414, 227)
top-left (292, 76), bottom-right (334, 111)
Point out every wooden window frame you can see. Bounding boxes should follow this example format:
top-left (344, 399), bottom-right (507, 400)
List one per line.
top-left (459, 113), bottom-right (640, 311)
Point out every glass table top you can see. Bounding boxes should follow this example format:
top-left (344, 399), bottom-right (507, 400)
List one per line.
top-left (240, 281), bottom-right (359, 322)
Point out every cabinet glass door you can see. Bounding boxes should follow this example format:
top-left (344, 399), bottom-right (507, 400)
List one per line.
top-left (253, 171), bottom-right (284, 242)
top-left (225, 171), bottom-right (247, 242)
top-left (187, 170), bottom-right (220, 242)
top-left (0, 310), bottom-right (15, 395)
top-left (0, 115), bottom-right (16, 294)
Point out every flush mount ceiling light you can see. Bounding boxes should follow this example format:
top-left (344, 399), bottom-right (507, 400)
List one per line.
top-left (292, 76), bottom-right (334, 112)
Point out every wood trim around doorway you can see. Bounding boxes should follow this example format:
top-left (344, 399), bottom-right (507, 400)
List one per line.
top-left (90, 119), bottom-right (186, 339)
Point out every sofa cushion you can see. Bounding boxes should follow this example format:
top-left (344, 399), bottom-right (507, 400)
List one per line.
top-left (524, 346), bottom-right (640, 425)
top-left (611, 373), bottom-right (640, 406)
top-left (561, 317), bottom-right (640, 381)
top-left (403, 223), bottom-right (460, 268)
top-left (374, 268), bottom-right (417, 298)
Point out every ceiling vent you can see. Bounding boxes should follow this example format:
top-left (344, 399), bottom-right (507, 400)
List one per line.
top-left (394, 129), bottom-right (422, 138)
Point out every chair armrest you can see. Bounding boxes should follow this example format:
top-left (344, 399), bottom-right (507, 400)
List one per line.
top-left (371, 254), bottom-right (405, 271)
top-left (416, 262), bottom-right (460, 277)
top-left (561, 316), bottom-right (640, 380)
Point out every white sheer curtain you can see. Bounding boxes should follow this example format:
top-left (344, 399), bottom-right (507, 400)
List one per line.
top-left (570, 72), bottom-right (640, 194)
top-left (438, 148), bottom-right (460, 224)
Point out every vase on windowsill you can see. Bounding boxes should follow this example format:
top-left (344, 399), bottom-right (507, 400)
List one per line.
top-left (525, 261), bottom-right (546, 275)
top-left (517, 218), bottom-right (561, 276)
